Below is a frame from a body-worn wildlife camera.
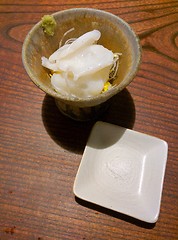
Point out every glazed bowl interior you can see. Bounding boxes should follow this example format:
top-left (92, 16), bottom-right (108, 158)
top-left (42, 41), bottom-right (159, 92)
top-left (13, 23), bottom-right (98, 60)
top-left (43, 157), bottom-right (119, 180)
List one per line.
top-left (22, 8), bottom-right (141, 107)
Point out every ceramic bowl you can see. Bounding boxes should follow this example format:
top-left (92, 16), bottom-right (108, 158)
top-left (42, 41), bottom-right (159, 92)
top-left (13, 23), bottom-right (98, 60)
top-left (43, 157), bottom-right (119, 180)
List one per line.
top-left (22, 8), bottom-right (141, 121)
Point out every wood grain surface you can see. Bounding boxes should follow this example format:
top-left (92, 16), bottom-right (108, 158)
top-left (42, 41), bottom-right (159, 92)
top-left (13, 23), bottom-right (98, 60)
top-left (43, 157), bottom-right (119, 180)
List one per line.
top-left (0, 0), bottom-right (178, 239)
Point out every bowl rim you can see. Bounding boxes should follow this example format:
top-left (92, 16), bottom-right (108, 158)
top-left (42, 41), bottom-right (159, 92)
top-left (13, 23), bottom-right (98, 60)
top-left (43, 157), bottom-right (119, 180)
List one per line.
top-left (22, 8), bottom-right (142, 106)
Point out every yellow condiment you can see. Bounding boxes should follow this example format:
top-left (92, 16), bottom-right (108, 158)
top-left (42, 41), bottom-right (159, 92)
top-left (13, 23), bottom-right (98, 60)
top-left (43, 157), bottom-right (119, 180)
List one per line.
top-left (102, 81), bottom-right (112, 92)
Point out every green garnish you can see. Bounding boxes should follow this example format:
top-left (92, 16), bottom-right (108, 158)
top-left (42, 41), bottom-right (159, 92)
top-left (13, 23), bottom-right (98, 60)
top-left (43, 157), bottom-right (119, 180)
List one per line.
top-left (41, 15), bottom-right (57, 36)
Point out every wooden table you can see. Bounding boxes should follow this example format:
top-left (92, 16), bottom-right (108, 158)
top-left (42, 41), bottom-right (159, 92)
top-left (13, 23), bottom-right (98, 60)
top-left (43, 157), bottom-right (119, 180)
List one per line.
top-left (0, 1), bottom-right (177, 239)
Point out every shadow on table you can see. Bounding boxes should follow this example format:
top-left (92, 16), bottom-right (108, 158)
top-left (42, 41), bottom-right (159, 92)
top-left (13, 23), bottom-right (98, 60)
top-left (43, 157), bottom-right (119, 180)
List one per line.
top-left (75, 197), bottom-right (156, 229)
top-left (41, 88), bottom-right (135, 154)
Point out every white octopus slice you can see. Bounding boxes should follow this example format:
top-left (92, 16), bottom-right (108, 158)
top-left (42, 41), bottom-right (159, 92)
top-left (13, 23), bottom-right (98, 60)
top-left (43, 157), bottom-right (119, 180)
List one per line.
top-left (41, 56), bottom-right (59, 71)
top-left (49, 30), bottom-right (101, 62)
top-left (56, 44), bottom-right (114, 80)
top-left (51, 66), bottom-right (110, 98)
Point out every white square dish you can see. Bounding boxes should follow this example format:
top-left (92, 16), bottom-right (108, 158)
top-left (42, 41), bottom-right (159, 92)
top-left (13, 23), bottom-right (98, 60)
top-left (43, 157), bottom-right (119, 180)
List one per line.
top-left (73, 121), bottom-right (168, 223)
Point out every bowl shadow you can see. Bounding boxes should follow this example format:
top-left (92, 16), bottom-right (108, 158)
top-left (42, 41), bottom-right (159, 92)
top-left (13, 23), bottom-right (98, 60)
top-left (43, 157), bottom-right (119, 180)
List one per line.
top-left (41, 88), bottom-right (135, 154)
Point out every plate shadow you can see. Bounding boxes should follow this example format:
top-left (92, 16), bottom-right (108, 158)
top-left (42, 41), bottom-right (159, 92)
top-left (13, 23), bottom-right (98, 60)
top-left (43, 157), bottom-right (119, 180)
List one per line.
top-left (41, 88), bottom-right (135, 154)
top-left (75, 197), bottom-right (156, 229)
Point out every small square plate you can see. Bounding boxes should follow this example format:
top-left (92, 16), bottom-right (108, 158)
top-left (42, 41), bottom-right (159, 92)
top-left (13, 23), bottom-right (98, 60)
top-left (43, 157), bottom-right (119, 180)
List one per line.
top-left (73, 121), bottom-right (168, 223)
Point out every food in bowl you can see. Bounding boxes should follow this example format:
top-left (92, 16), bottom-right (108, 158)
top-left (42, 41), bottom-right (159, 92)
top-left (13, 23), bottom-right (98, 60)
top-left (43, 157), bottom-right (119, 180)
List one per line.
top-left (41, 29), bottom-right (121, 98)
